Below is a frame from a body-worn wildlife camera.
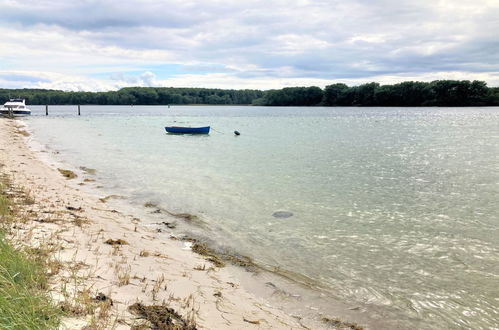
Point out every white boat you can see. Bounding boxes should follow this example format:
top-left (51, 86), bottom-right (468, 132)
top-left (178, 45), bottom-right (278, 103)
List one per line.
top-left (0, 98), bottom-right (31, 116)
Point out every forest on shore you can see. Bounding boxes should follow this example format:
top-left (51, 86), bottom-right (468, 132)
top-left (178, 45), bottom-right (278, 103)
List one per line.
top-left (1, 80), bottom-right (499, 107)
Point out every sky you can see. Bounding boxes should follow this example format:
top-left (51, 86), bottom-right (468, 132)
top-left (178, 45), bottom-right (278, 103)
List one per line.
top-left (1, 0), bottom-right (498, 91)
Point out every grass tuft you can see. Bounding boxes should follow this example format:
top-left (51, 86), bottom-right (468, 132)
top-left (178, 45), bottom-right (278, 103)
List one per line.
top-left (0, 178), bottom-right (61, 328)
top-left (0, 233), bottom-right (61, 328)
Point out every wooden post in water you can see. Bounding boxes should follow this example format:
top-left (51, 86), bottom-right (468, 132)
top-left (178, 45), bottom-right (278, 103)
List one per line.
top-left (45, 105), bottom-right (48, 116)
top-left (78, 105), bottom-right (81, 116)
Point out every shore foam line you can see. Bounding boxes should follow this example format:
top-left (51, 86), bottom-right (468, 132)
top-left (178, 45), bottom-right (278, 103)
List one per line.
top-left (0, 118), bottom-right (328, 329)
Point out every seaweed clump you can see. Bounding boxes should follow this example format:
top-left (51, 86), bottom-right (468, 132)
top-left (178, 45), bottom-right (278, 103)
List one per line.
top-left (129, 303), bottom-right (197, 330)
top-left (57, 168), bottom-right (77, 179)
top-left (191, 243), bottom-right (225, 268)
top-left (190, 242), bottom-right (257, 270)
top-left (171, 213), bottom-right (198, 221)
top-left (322, 317), bottom-right (364, 330)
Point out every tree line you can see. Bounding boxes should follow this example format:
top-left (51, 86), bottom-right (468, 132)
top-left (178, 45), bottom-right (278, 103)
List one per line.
top-left (254, 80), bottom-right (499, 106)
top-left (1, 81), bottom-right (498, 106)
top-left (0, 87), bottom-right (263, 106)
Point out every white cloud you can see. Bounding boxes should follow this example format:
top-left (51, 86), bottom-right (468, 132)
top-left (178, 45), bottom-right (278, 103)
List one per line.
top-left (348, 34), bottom-right (387, 44)
top-left (2, 69), bottom-right (499, 92)
top-left (0, 0), bottom-right (498, 90)
top-left (269, 34), bottom-right (331, 55)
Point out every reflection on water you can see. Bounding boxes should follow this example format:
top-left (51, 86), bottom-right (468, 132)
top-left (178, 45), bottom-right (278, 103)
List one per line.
top-left (27, 105), bottom-right (499, 329)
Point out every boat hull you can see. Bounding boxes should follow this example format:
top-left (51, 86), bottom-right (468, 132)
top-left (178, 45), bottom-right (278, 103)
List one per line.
top-left (165, 126), bottom-right (210, 134)
top-left (0, 110), bottom-right (31, 116)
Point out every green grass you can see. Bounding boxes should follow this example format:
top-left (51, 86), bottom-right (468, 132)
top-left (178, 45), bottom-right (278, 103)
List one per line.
top-left (0, 183), bottom-right (61, 329)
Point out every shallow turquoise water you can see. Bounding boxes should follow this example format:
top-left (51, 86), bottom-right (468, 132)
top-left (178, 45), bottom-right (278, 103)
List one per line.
top-left (26, 105), bottom-right (499, 329)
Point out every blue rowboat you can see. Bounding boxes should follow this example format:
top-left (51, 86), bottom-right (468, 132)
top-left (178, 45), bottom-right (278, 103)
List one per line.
top-left (165, 126), bottom-right (210, 134)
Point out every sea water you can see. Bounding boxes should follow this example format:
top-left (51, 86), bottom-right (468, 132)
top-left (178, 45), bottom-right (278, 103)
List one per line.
top-left (25, 106), bottom-right (499, 329)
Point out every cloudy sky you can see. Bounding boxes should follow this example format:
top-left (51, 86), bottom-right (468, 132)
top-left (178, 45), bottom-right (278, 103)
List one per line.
top-left (1, 0), bottom-right (498, 91)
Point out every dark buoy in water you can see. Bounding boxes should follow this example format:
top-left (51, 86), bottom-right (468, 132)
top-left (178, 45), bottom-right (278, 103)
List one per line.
top-left (234, 130), bottom-right (240, 136)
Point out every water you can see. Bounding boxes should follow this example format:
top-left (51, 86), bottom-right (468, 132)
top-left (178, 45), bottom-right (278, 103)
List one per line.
top-left (25, 105), bottom-right (499, 329)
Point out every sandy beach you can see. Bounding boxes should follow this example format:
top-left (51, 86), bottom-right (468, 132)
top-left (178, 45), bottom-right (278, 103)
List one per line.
top-left (0, 117), bottom-right (335, 329)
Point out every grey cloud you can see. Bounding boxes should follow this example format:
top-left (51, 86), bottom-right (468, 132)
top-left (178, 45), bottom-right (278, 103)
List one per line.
top-left (2, 1), bottom-right (202, 30)
top-left (1, 0), bottom-right (499, 85)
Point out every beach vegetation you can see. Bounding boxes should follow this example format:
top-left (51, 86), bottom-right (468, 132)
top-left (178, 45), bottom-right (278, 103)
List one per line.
top-left (116, 265), bottom-right (131, 287)
top-left (0, 236), bottom-right (62, 328)
top-left (151, 274), bottom-right (165, 301)
top-left (0, 182), bottom-right (61, 329)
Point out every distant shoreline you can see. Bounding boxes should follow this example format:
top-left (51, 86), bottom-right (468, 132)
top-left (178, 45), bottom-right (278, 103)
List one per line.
top-left (2, 80), bottom-right (499, 107)
top-left (24, 103), bottom-right (499, 107)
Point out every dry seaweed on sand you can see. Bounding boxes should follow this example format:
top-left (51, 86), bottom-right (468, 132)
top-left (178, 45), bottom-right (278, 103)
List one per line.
top-left (243, 317), bottom-right (261, 325)
top-left (57, 168), bottom-right (77, 179)
top-left (104, 238), bottom-right (128, 246)
top-left (128, 303), bottom-right (197, 330)
top-left (66, 206), bottom-right (82, 211)
top-left (161, 221), bottom-right (177, 229)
